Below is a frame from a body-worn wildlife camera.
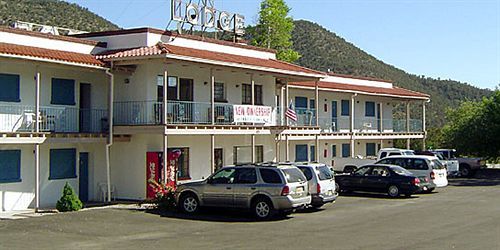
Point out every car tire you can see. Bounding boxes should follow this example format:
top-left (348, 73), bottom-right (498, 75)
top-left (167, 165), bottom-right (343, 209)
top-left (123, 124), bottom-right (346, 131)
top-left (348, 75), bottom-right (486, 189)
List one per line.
top-left (459, 164), bottom-right (472, 177)
top-left (179, 193), bottom-right (199, 214)
top-left (335, 183), bottom-right (340, 193)
top-left (252, 197), bottom-right (274, 220)
top-left (387, 185), bottom-right (400, 198)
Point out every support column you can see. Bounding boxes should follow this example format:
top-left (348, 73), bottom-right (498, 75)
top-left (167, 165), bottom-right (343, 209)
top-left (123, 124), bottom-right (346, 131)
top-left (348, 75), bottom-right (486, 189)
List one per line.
top-left (285, 134), bottom-right (290, 161)
top-left (163, 134), bottom-right (168, 184)
top-left (379, 102), bottom-right (384, 133)
top-left (210, 134), bottom-right (215, 173)
top-left (285, 81), bottom-right (289, 126)
top-left (275, 134), bottom-right (280, 162)
top-left (162, 69), bottom-right (168, 125)
top-left (105, 66), bottom-right (114, 203)
top-left (315, 135), bottom-right (320, 162)
top-left (210, 69), bottom-right (215, 125)
top-left (422, 100), bottom-right (427, 150)
top-left (251, 74), bottom-right (255, 106)
top-left (34, 70), bottom-right (40, 212)
top-left (251, 134), bottom-right (256, 163)
top-left (406, 101), bottom-right (411, 150)
top-left (350, 94), bottom-right (356, 158)
top-left (315, 81), bottom-right (319, 126)
top-left (280, 85), bottom-right (285, 125)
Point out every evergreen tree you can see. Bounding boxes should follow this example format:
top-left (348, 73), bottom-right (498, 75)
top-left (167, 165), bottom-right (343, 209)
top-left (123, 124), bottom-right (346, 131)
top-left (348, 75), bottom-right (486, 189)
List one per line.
top-left (56, 182), bottom-right (83, 212)
top-left (251, 0), bottom-right (300, 62)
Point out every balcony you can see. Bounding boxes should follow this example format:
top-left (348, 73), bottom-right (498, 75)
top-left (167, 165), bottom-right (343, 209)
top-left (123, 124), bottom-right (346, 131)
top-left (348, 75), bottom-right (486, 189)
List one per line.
top-left (0, 104), bottom-right (108, 133)
top-left (316, 117), bottom-right (423, 133)
top-left (114, 100), bottom-right (281, 126)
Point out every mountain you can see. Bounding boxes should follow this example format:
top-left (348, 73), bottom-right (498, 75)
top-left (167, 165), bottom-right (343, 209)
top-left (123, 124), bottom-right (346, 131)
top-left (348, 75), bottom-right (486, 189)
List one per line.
top-left (0, 0), bottom-right (119, 32)
top-left (291, 20), bottom-right (492, 127)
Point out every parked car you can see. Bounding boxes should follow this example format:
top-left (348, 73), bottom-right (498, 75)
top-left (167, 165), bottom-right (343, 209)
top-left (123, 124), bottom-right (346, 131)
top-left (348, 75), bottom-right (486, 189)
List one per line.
top-left (376, 155), bottom-right (448, 193)
top-left (415, 151), bottom-right (459, 177)
top-left (431, 149), bottom-right (486, 177)
top-left (175, 164), bottom-right (311, 220)
top-left (335, 164), bottom-right (423, 198)
top-left (294, 162), bottom-right (338, 208)
top-left (337, 148), bottom-right (415, 173)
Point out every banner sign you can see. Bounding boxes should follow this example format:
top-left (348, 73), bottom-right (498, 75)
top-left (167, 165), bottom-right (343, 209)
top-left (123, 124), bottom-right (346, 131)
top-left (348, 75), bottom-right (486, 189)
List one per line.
top-left (146, 152), bottom-right (161, 199)
top-left (171, 0), bottom-right (245, 35)
top-left (233, 105), bottom-right (273, 124)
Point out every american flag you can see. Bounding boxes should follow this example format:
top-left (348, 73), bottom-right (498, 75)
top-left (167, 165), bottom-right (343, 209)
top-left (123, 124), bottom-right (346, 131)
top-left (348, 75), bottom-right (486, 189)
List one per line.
top-left (285, 100), bottom-right (297, 122)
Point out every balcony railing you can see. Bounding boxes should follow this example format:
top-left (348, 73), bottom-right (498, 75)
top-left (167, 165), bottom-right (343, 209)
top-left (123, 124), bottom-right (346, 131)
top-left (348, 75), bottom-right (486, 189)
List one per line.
top-left (114, 100), bottom-right (281, 126)
top-left (295, 108), bottom-right (316, 126)
top-left (316, 116), bottom-right (424, 133)
top-left (0, 104), bottom-right (107, 133)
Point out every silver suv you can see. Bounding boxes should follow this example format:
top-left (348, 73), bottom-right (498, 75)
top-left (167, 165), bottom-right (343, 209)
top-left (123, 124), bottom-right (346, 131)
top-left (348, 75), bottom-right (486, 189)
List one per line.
top-left (295, 162), bottom-right (338, 208)
top-left (175, 164), bottom-right (311, 220)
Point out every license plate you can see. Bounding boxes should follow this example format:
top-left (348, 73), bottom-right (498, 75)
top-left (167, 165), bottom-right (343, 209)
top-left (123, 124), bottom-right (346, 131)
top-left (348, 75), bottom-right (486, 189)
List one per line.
top-left (296, 187), bottom-right (304, 193)
top-left (327, 190), bottom-right (333, 196)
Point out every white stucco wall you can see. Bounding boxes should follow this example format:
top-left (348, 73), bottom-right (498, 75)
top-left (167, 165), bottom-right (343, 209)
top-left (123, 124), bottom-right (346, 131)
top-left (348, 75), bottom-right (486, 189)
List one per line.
top-left (110, 134), bottom-right (277, 200)
top-left (0, 142), bottom-right (106, 211)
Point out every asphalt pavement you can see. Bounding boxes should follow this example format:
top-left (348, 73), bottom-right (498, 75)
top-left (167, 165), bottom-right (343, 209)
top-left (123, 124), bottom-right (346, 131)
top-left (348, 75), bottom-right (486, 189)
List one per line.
top-left (1, 170), bottom-right (499, 250)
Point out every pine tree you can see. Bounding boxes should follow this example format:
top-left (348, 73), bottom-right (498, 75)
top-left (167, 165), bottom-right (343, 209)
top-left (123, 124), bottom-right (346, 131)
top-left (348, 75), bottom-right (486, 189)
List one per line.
top-left (56, 182), bottom-right (83, 212)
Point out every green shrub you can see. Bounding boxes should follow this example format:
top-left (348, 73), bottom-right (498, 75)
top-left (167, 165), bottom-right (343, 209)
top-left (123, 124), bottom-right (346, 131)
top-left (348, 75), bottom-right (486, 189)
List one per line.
top-left (56, 182), bottom-right (83, 212)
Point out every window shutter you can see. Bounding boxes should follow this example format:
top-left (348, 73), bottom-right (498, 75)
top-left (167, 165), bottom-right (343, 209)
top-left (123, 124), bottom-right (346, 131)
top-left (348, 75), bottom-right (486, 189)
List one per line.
top-left (0, 74), bottom-right (20, 102)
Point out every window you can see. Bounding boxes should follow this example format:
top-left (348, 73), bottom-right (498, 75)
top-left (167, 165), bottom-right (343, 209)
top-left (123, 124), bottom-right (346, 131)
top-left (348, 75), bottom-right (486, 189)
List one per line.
top-left (317, 165), bottom-right (334, 180)
top-left (0, 73), bottom-right (20, 102)
top-left (353, 166), bottom-right (371, 176)
top-left (234, 168), bottom-right (257, 184)
top-left (310, 145), bottom-right (316, 162)
top-left (170, 148), bottom-right (190, 179)
top-left (282, 168), bottom-right (306, 183)
top-left (341, 100), bottom-right (350, 116)
top-left (158, 75), bottom-right (178, 101)
top-left (366, 143), bottom-right (376, 156)
top-left (233, 146), bottom-right (264, 164)
top-left (298, 167), bottom-right (313, 181)
top-left (242, 84), bottom-right (252, 104)
top-left (342, 144), bottom-right (350, 158)
top-left (370, 166), bottom-right (390, 177)
top-left (331, 145), bottom-right (337, 157)
top-left (365, 101), bottom-right (375, 117)
top-left (51, 78), bottom-right (75, 105)
top-left (295, 144), bottom-right (308, 162)
top-left (241, 84), bottom-right (263, 105)
top-left (259, 169), bottom-right (282, 184)
top-left (0, 150), bottom-right (21, 183)
top-left (254, 85), bottom-right (263, 105)
top-left (49, 149), bottom-right (76, 180)
top-left (210, 168), bottom-right (236, 184)
top-left (214, 82), bottom-right (226, 102)
top-left (295, 97), bottom-right (308, 109)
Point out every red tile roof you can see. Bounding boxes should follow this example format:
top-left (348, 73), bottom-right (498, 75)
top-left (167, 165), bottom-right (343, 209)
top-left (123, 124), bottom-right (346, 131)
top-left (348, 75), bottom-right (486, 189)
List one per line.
top-left (291, 81), bottom-right (430, 99)
top-left (0, 42), bottom-right (105, 67)
top-left (97, 43), bottom-right (324, 77)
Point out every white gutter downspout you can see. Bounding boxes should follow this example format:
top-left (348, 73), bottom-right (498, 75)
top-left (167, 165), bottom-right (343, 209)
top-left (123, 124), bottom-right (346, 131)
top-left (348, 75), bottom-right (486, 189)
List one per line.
top-left (105, 63), bottom-right (114, 203)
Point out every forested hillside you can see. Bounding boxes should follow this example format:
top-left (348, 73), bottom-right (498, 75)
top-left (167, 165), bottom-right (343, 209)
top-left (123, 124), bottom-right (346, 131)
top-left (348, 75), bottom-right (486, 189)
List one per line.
top-left (0, 0), bottom-right (119, 32)
top-left (292, 20), bottom-right (492, 127)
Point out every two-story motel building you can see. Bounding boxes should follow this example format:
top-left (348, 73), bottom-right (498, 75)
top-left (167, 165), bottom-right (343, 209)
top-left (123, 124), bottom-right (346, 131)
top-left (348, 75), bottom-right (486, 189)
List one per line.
top-left (0, 26), bottom-right (429, 211)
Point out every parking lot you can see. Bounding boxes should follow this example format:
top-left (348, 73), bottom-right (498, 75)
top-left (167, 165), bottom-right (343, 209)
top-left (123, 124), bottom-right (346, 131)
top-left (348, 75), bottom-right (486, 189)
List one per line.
top-left (1, 170), bottom-right (499, 250)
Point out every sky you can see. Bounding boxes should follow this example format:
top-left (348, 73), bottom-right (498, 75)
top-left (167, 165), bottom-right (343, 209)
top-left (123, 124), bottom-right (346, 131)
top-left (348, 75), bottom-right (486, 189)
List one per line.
top-left (66, 0), bottom-right (500, 90)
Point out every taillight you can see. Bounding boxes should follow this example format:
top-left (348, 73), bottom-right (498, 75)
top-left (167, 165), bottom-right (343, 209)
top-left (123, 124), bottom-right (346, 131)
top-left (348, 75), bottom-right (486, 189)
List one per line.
top-left (316, 183), bottom-right (321, 194)
top-left (424, 177), bottom-right (430, 182)
top-left (281, 186), bottom-right (290, 196)
top-left (430, 172), bottom-right (435, 180)
top-left (411, 177), bottom-right (420, 185)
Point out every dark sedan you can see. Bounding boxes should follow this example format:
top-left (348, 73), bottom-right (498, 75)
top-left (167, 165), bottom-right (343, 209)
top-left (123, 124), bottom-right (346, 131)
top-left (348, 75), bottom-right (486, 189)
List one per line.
top-left (336, 164), bottom-right (422, 198)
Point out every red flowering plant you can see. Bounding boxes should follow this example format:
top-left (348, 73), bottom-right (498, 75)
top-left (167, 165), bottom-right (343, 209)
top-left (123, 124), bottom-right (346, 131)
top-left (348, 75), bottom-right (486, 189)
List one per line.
top-left (148, 180), bottom-right (176, 211)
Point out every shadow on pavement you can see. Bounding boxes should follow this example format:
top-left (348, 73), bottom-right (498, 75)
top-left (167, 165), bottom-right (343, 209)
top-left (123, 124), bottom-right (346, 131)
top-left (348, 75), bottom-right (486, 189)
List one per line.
top-left (142, 207), bottom-right (292, 223)
top-left (339, 192), bottom-right (420, 200)
top-left (449, 169), bottom-right (500, 187)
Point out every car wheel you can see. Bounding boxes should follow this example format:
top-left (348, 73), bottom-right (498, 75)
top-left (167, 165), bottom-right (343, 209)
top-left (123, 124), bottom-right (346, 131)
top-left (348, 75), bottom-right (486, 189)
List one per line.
top-left (252, 198), bottom-right (274, 220)
top-left (335, 183), bottom-right (340, 193)
top-left (179, 193), bottom-right (199, 214)
top-left (459, 164), bottom-right (472, 177)
top-left (387, 185), bottom-right (400, 198)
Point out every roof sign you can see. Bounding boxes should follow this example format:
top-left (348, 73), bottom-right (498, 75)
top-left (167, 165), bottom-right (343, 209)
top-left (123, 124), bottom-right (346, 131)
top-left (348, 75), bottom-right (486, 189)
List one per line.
top-left (171, 0), bottom-right (245, 35)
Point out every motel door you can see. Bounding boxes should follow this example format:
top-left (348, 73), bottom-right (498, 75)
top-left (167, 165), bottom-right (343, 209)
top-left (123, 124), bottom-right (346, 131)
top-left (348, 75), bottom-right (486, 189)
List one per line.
top-left (79, 83), bottom-right (91, 132)
top-left (331, 101), bottom-right (338, 131)
top-left (79, 152), bottom-right (89, 202)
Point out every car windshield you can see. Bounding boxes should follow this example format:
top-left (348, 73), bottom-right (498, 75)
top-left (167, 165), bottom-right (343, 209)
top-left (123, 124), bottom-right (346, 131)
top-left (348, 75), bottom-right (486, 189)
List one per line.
top-left (434, 153), bottom-right (445, 160)
top-left (282, 168), bottom-right (306, 183)
top-left (317, 165), bottom-right (334, 180)
top-left (390, 166), bottom-right (413, 176)
top-left (431, 160), bottom-right (446, 170)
